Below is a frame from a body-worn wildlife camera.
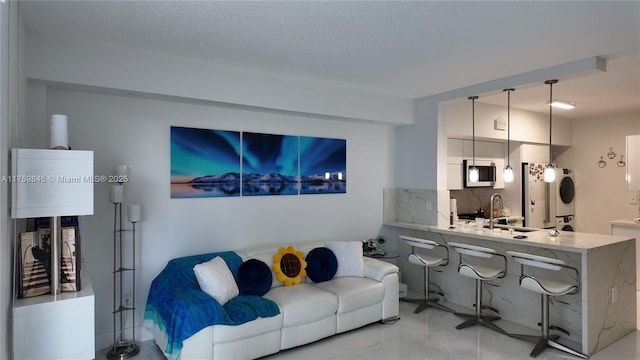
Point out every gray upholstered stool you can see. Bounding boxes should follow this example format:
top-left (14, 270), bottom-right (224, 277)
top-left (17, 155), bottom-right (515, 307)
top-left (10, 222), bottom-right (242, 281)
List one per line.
top-left (448, 242), bottom-right (507, 334)
top-left (399, 235), bottom-right (453, 314)
top-left (506, 251), bottom-right (588, 359)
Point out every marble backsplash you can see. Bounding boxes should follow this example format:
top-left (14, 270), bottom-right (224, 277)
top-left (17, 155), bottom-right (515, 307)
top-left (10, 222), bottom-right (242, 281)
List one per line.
top-left (383, 188), bottom-right (441, 225)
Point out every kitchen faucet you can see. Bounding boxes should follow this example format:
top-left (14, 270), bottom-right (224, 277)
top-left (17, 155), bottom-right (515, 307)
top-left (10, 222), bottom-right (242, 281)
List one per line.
top-left (489, 193), bottom-right (503, 230)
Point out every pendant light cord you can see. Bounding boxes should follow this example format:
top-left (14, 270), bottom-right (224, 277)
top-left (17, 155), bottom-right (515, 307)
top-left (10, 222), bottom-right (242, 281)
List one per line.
top-left (503, 89), bottom-right (514, 167)
top-left (549, 82), bottom-right (552, 164)
top-left (545, 80), bottom-right (558, 165)
top-left (469, 96), bottom-right (478, 167)
top-left (507, 91), bottom-right (510, 166)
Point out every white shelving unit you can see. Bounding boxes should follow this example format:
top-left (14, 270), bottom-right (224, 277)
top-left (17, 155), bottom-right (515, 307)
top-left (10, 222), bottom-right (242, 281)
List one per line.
top-left (13, 274), bottom-right (95, 359)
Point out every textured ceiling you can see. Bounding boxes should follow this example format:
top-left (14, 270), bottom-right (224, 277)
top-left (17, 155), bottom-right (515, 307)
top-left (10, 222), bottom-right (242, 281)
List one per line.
top-left (19, 1), bottom-right (640, 119)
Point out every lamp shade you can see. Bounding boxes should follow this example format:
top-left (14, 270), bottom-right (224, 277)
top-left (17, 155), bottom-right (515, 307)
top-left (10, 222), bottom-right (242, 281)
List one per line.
top-left (116, 165), bottom-right (128, 177)
top-left (543, 165), bottom-right (556, 183)
top-left (50, 114), bottom-right (69, 150)
top-left (128, 204), bottom-right (141, 223)
top-left (504, 165), bottom-right (514, 183)
top-left (11, 148), bottom-right (94, 219)
top-left (468, 167), bottom-right (479, 183)
top-left (110, 184), bottom-right (123, 204)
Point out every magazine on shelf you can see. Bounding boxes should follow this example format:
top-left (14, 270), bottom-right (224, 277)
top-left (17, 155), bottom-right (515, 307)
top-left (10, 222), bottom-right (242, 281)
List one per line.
top-left (60, 226), bottom-right (80, 292)
top-left (16, 216), bottom-right (82, 297)
top-left (18, 231), bottom-right (51, 298)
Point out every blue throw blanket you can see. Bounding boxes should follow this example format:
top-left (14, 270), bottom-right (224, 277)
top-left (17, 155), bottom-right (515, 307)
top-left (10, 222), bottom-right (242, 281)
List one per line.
top-left (144, 251), bottom-right (280, 358)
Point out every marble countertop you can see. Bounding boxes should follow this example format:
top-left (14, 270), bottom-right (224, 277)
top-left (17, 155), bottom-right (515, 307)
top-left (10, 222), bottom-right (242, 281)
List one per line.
top-left (610, 218), bottom-right (640, 227)
top-left (385, 221), bottom-right (634, 253)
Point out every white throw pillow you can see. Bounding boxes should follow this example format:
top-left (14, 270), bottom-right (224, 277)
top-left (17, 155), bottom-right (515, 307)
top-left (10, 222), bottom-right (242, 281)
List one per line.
top-left (325, 241), bottom-right (365, 277)
top-left (193, 256), bottom-right (239, 305)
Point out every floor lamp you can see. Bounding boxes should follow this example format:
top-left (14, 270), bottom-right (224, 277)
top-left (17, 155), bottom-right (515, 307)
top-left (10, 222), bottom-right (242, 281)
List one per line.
top-left (11, 148), bottom-right (94, 295)
top-left (108, 165), bottom-right (141, 360)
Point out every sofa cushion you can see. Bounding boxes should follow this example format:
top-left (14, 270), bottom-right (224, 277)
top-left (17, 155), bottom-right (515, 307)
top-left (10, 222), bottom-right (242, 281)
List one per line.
top-left (237, 259), bottom-right (272, 296)
top-left (264, 283), bottom-right (338, 327)
top-left (211, 312), bottom-right (284, 343)
top-left (272, 246), bottom-right (307, 286)
top-left (325, 241), bottom-right (364, 278)
top-left (193, 256), bottom-right (239, 305)
top-left (305, 247), bottom-right (338, 283)
top-left (314, 277), bottom-right (384, 314)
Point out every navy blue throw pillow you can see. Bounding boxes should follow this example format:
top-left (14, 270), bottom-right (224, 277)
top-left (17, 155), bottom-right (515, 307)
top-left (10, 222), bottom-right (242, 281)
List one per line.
top-left (237, 259), bottom-right (272, 296)
top-left (305, 247), bottom-right (338, 283)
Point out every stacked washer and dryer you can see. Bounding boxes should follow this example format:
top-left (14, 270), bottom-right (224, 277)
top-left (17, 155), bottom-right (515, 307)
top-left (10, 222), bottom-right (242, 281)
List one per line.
top-left (555, 168), bottom-right (576, 231)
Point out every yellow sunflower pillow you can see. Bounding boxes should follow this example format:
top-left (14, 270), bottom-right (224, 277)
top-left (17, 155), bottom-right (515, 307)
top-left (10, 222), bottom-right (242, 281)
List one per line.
top-left (272, 246), bottom-right (307, 286)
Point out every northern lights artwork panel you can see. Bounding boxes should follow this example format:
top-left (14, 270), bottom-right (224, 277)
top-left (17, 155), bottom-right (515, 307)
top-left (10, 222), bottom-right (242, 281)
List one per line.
top-left (300, 136), bottom-right (346, 194)
top-left (241, 132), bottom-right (300, 196)
top-left (170, 127), bottom-right (346, 198)
top-left (170, 126), bottom-right (241, 198)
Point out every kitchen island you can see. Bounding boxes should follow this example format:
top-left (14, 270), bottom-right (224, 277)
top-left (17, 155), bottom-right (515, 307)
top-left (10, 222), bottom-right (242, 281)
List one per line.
top-left (385, 220), bottom-right (636, 356)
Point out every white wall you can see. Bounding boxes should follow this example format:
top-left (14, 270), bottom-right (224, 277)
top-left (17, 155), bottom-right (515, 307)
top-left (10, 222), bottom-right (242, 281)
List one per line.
top-left (36, 88), bottom-right (395, 348)
top-left (26, 30), bottom-right (413, 126)
top-left (19, 27), bottom-right (404, 350)
top-left (557, 111), bottom-right (640, 234)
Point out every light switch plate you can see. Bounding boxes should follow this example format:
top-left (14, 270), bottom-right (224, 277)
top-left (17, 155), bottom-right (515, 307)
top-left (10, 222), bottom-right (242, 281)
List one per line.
top-left (494, 117), bottom-right (507, 131)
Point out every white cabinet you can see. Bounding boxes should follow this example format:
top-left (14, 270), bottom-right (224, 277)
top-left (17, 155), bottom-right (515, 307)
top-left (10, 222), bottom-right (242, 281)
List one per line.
top-left (447, 138), bottom-right (506, 190)
top-left (447, 139), bottom-right (464, 190)
top-left (13, 275), bottom-right (95, 359)
top-left (520, 143), bottom-right (550, 164)
top-left (462, 140), bottom-right (505, 160)
top-left (447, 163), bottom-right (464, 190)
top-left (492, 158), bottom-right (505, 189)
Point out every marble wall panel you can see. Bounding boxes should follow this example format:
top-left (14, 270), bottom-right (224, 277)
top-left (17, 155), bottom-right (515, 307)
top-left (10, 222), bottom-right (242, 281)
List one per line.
top-left (585, 240), bottom-right (636, 354)
top-left (383, 188), bottom-right (439, 225)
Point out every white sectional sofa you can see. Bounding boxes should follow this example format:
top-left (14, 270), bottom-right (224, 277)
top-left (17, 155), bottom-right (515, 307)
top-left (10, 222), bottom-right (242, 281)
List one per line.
top-left (145, 240), bottom-right (400, 360)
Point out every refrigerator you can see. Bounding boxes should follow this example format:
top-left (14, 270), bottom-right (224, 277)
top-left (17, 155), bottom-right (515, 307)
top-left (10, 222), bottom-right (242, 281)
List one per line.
top-left (522, 163), bottom-right (556, 229)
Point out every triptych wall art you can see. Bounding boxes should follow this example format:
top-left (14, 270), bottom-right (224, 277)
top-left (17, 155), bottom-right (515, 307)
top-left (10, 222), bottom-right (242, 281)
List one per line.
top-left (170, 126), bottom-right (346, 198)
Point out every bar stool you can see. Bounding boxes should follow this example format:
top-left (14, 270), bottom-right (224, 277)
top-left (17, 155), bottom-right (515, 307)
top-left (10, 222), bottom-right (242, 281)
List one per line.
top-left (448, 242), bottom-right (507, 334)
top-left (506, 251), bottom-right (588, 359)
top-left (399, 235), bottom-right (453, 314)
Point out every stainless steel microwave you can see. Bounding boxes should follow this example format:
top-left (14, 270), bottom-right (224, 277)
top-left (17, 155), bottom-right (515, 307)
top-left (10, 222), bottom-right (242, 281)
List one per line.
top-left (463, 159), bottom-right (496, 187)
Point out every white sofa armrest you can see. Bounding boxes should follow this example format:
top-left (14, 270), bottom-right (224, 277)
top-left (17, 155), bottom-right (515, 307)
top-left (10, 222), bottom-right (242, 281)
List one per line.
top-left (363, 257), bottom-right (399, 282)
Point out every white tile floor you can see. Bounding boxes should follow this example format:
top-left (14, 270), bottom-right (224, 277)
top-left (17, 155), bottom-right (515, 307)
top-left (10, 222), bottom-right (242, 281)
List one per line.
top-left (97, 301), bottom-right (640, 359)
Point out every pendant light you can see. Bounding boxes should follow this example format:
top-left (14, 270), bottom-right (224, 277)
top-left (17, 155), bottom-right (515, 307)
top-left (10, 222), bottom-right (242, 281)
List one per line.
top-left (543, 79), bottom-right (557, 183)
top-left (468, 96), bottom-right (479, 183)
top-left (503, 88), bottom-right (515, 183)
